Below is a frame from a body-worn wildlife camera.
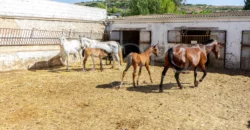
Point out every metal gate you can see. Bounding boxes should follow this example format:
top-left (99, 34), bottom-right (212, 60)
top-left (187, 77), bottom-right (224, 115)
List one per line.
top-left (0, 28), bottom-right (103, 46)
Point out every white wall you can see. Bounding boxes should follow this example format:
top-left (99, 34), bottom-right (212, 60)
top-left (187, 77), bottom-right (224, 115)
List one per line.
top-left (0, 0), bottom-right (106, 21)
top-left (110, 18), bottom-right (250, 69)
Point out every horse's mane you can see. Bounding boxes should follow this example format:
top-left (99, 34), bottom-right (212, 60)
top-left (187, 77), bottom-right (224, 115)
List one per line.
top-left (200, 39), bottom-right (215, 45)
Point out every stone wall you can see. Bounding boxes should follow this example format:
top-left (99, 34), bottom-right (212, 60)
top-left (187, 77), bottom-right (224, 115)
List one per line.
top-left (0, 0), bottom-right (106, 71)
top-left (0, 0), bottom-right (106, 21)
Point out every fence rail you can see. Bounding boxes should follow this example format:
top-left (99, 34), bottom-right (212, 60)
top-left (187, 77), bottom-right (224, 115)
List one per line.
top-left (0, 28), bottom-right (103, 46)
top-left (174, 35), bottom-right (218, 44)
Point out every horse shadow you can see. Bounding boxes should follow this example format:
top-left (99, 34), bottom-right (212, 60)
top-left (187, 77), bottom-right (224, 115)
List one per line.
top-left (96, 81), bottom-right (191, 93)
top-left (247, 120), bottom-right (250, 129)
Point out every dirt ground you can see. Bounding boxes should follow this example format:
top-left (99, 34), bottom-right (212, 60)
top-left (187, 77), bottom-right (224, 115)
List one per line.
top-left (0, 61), bottom-right (249, 130)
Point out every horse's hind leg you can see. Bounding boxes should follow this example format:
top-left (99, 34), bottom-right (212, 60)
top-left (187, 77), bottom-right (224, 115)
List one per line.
top-left (145, 63), bottom-right (153, 83)
top-left (115, 54), bottom-right (121, 70)
top-left (120, 57), bottom-right (132, 88)
top-left (72, 54), bottom-right (77, 67)
top-left (83, 56), bottom-right (88, 72)
top-left (194, 67), bottom-right (199, 87)
top-left (111, 54), bottom-right (115, 69)
top-left (132, 64), bottom-right (138, 88)
top-left (199, 64), bottom-right (207, 83)
top-left (137, 65), bottom-right (142, 86)
top-left (174, 72), bottom-right (182, 89)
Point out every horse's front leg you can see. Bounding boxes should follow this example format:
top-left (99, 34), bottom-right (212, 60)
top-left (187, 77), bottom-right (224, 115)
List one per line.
top-left (145, 63), bottom-right (153, 83)
top-left (91, 55), bottom-right (95, 71)
top-left (159, 66), bottom-right (169, 92)
top-left (99, 56), bottom-right (103, 71)
top-left (59, 56), bottom-right (66, 66)
top-left (79, 51), bottom-right (82, 67)
top-left (66, 54), bottom-right (69, 70)
top-left (194, 67), bottom-right (199, 87)
top-left (174, 72), bottom-right (182, 89)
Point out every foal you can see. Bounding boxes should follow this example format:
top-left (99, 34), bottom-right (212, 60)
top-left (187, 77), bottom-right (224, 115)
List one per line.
top-left (159, 39), bottom-right (221, 92)
top-left (82, 48), bottom-right (108, 72)
top-left (120, 45), bottom-right (158, 88)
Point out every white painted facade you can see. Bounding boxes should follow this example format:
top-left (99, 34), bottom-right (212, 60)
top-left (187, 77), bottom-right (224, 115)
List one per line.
top-left (109, 16), bottom-right (250, 69)
top-left (0, 0), bottom-right (106, 21)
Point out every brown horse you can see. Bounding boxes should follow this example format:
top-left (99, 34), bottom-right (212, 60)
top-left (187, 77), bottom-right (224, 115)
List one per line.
top-left (120, 45), bottom-right (159, 88)
top-left (82, 48), bottom-right (108, 72)
top-left (159, 39), bottom-right (221, 92)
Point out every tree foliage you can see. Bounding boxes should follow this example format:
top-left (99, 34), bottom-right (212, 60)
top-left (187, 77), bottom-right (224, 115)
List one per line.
top-left (243, 0), bottom-right (250, 10)
top-left (128, 0), bottom-right (179, 15)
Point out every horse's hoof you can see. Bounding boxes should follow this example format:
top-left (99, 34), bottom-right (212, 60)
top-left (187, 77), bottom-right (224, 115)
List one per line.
top-left (194, 81), bottom-right (199, 87)
top-left (179, 87), bottom-right (183, 89)
top-left (115, 86), bottom-right (120, 89)
top-left (159, 89), bottom-right (163, 93)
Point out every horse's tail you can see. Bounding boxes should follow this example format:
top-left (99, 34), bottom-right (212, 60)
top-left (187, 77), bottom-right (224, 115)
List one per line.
top-left (124, 53), bottom-right (132, 70)
top-left (82, 48), bottom-right (85, 57)
top-left (168, 48), bottom-right (184, 71)
top-left (117, 42), bottom-right (123, 65)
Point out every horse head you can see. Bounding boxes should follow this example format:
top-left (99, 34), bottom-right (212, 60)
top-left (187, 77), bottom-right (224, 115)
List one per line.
top-left (59, 34), bottom-right (67, 46)
top-left (79, 36), bottom-right (90, 48)
top-left (152, 42), bottom-right (159, 57)
top-left (212, 40), bottom-right (221, 59)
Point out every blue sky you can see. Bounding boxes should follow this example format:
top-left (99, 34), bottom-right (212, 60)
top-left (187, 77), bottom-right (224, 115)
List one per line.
top-left (54, 0), bottom-right (244, 6)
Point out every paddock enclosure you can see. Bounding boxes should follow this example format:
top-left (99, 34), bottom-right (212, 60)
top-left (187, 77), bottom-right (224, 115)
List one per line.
top-left (0, 62), bottom-right (249, 129)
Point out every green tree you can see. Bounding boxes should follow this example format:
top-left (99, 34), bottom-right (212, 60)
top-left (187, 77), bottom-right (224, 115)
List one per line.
top-left (243, 0), bottom-right (250, 10)
top-left (95, 3), bottom-right (106, 9)
top-left (159, 0), bottom-right (177, 14)
top-left (128, 0), bottom-right (178, 15)
top-left (148, 0), bottom-right (161, 14)
top-left (129, 0), bottom-right (150, 15)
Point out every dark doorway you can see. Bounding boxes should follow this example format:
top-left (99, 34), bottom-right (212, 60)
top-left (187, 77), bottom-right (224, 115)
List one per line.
top-left (122, 31), bottom-right (140, 57)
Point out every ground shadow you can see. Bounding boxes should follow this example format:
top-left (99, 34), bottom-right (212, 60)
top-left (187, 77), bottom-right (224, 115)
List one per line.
top-left (96, 81), bottom-right (191, 93)
top-left (126, 82), bottom-right (191, 93)
top-left (247, 120), bottom-right (250, 129)
top-left (96, 81), bottom-right (121, 89)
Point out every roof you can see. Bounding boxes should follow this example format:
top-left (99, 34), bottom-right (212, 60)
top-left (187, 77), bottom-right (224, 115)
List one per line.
top-left (109, 11), bottom-right (250, 21)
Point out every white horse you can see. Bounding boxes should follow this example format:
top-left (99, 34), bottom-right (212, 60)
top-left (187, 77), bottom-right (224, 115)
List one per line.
top-left (80, 37), bottom-right (123, 70)
top-left (59, 35), bottom-right (82, 70)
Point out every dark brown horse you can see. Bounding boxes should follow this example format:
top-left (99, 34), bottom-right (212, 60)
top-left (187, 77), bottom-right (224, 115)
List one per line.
top-left (120, 45), bottom-right (159, 88)
top-left (159, 39), bottom-right (221, 92)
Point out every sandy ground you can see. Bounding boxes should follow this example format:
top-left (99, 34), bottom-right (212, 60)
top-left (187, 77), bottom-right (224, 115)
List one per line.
top-left (0, 61), bottom-right (249, 130)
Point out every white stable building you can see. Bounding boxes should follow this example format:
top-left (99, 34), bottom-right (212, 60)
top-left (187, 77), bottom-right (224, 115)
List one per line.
top-left (108, 11), bottom-right (250, 69)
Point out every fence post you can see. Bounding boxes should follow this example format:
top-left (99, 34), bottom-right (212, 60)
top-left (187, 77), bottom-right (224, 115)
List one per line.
top-left (69, 29), bottom-right (72, 38)
top-left (30, 28), bottom-right (34, 38)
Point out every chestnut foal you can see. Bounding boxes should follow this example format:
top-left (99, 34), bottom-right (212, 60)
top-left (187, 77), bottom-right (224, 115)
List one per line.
top-left (82, 48), bottom-right (108, 72)
top-left (120, 45), bottom-right (158, 88)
